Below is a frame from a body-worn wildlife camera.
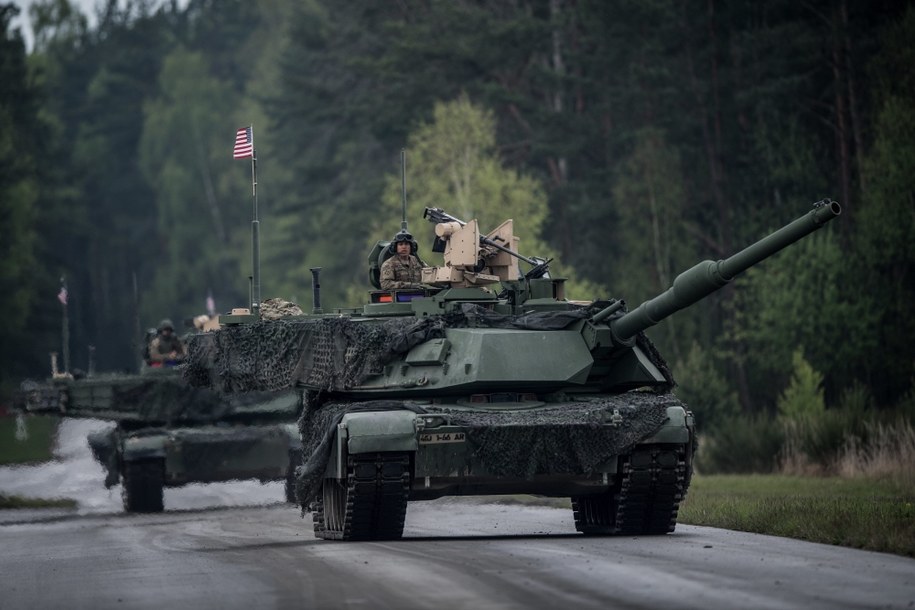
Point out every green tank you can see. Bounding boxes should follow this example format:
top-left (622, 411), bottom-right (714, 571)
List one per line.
top-left (18, 364), bottom-right (302, 513)
top-left (185, 199), bottom-right (840, 540)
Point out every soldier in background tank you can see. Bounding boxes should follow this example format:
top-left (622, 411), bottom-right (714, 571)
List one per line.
top-left (186, 199), bottom-right (840, 540)
top-left (147, 319), bottom-right (186, 366)
top-left (17, 314), bottom-right (303, 513)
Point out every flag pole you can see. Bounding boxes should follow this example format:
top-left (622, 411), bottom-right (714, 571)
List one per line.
top-left (60, 276), bottom-right (70, 374)
top-left (250, 126), bottom-right (261, 315)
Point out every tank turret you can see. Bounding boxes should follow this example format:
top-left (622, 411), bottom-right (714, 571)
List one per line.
top-left (185, 198), bottom-right (840, 541)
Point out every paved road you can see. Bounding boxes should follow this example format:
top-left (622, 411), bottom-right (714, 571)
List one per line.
top-left (2, 419), bottom-right (913, 609)
top-left (1, 500), bottom-right (913, 609)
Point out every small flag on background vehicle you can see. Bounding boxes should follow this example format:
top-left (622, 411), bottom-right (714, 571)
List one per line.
top-left (57, 286), bottom-right (68, 305)
top-left (233, 126), bottom-right (253, 159)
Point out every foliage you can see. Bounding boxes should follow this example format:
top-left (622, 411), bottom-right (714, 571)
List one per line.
top-left (0, 415), bottom-right (58, 465)
top-left (854, 8), bottom-right (915, 403)
top-left (699, 398), bottom-right (915, 478)
top-left (777, 350), bottom-right (826, 421)
top-left (836, 420), bottom-right (915, 487)
top-left (612, 128), bottom-right (700, 362)
top-left (2, 0), bottom-right (914, 422)
top-left (694, 414), bottom-right (785, 474)
top-left (138, 47), bottom-right (250, 322)
top-left (673, 342), bottom-right (740, 433)
top-left (377, 95), bottom-right (550, 255)
top-left (0, 4), bottom-right (41, 396)
top-left (838, 380), bottom-right (874, 414)
top-left (728, 231), bottom-right (878, 407)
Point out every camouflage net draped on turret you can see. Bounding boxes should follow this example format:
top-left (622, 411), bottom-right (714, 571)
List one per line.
top-left (184, 304), bottom-right (674, 394)
top-left (15, 374), bottom-right (299, 425)
top-left (294, 392), bottom-right (675, 509)
top-left (185, 316), bottom-right (449, 393)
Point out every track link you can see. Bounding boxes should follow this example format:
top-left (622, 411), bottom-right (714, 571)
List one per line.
top-left (615, 445), bottom-right (688, 534)
top-left (572, 444), bottom-right (689, 535)
top-left (313, 452), bottom-right (411, 541)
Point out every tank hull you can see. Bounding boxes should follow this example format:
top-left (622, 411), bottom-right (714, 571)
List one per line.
top-left (89, 423), bottom-right (302, 511)
top-left (304, 393), bottom-right (694, 540)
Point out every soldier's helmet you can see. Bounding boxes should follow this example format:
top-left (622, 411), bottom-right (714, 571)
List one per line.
top-left (158, 319), bottom-right (175, 332)
top-left (388, 230), bottom-right (418, 255)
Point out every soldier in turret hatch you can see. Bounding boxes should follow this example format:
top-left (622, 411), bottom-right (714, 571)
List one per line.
top-left (380, 231), bottom-right (424, 290)
top-left (147, 319), bottom-right (186, 366)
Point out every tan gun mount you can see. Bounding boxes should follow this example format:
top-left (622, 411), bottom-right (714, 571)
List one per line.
top-left (421, 219), bottom-right (521, 287)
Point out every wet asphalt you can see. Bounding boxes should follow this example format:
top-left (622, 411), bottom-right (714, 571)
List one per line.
top-left (1, 420), bottom-right (914, 609)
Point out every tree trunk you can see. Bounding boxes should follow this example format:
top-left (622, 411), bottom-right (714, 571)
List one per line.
top-left (831, 4), bottom-right (852, 225)
top-left (842, 0), bottom-right (865, 197)
top-left (548, 0), bottom-right (571, 259)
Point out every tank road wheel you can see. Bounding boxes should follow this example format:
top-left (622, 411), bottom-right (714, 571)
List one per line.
top-left (121, 459), bottom-right (165, 513)
top-left (571, 490), bottom-right (621, 535)
top-left (312, 452), bottom-right (411, 541)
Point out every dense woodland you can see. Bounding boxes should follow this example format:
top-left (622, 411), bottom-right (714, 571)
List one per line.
top-left (1, 0), bottom-right (913, 430)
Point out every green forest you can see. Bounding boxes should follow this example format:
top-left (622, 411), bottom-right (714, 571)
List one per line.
top-left (1, 0), bottom-right (913, 469)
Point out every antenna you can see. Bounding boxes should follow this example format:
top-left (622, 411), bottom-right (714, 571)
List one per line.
top-left (401, 149), bottom-right (408, 232)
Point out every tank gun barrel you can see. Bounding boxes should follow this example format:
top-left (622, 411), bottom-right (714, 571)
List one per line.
top-left (610, 199), bottom-right (841, 342)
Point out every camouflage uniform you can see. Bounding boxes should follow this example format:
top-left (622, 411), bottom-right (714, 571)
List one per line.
top-left (148, 333), bottom-right (186, 363)
top-left (380, 254), bottom-right (423, 290)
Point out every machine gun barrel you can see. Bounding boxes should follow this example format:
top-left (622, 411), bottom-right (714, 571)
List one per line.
top-left (610, 199), bottom-right (841, 342)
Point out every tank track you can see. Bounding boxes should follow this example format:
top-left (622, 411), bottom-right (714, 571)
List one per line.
top-left (616, 444), bottom-right (688, 534)
top-left (572, 444), bottom-right (689, 535)
top-left (121, 458), bottom-right (165, 513)
top-left (313, 452), bottom-right (411, 541)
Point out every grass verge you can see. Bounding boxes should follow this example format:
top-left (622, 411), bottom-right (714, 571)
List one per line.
top-left (0, 415), bottom-right (59, 465)
top-left (679, 474), bottom-right (915, 558)
top-left (0, 416), bottom-right (73, 510)
top-left (0, 494), bottom-right (77, 510)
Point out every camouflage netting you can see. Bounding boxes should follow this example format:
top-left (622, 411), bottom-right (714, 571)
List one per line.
top-left (294, 392), bottom-right (676, 508)
top-left (295, 398), bottom-right (426, 509)
top-left (185, 303), bottom-right (674, 394)
top-left (15, 375), bottom-right (296, 425)
top-left (186, 315), bottom-right (449, 393)
top-left (635, 333), bottom-right (676, 389)
top-left (108, 376), bottom-right (230, 423)
top-left (438, 392), bottom-right (674, 477)
top-left (260, 297), bottom-right (304, 320)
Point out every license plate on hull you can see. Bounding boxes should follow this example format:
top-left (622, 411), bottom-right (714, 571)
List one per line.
top-left (418, 432), bottom-right (466, 444)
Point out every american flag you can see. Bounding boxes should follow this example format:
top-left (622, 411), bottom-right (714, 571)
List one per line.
top-left (233, 126), bottom-right (253, 159)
